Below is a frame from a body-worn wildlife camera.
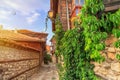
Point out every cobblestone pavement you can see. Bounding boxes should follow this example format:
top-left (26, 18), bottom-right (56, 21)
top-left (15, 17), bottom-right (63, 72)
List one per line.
top-left (29, 63), bottom-right (59, 80)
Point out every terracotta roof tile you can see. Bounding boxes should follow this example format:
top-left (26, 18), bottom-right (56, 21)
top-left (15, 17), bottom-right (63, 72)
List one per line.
top-left (17, 29), bottom-right (48, 39)
top-left (0, 38), bottom-right (40, 51)
top-left (0, 30), bottom-right (44, 42)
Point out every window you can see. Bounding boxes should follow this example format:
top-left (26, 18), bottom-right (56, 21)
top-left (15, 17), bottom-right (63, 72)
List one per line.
top-left (80, 0), bottom-right (84, 5)
top-left (75, 0), bottom-right (84, 6)
top-left (75, 0), bottom-right (80, 5)
top-left (76, 9), bottom-right (79, 15)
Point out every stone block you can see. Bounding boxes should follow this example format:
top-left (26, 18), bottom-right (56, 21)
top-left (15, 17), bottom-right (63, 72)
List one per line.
top-left (94, 66), bottom-right (100, 72)
top-left (115, 48), bottom-right (120, 52)
top-left (0, 69), bottom-right (3, 74)
top-left (108, 70), bottom-right (114, 76)
top-left (102, 62), bottom-right (111, 69)
top-left (107, 52), bottom-right (115, 60)
top-left (105, 36), bottom-right (117, 46)
top-left (101, 52), bottom-right (107, 59)
top-left (111, 62), bottom-right (120, 72)
top-left (0, 69), bottom-right (3, 80)
top-left (97, 68), bottom-right (108, 75)
top-left (90, 61), bottom-right (101, 66)
top-left (117, 76), bottom-right (120, 80)
top-left (108, 47), bottom-right (116, 53)
top-left (106, 75), bottom-right (117, 80)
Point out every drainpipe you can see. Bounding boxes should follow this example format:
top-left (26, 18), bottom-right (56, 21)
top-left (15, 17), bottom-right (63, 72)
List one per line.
top-left (66, 0), bottom-right (70, 30)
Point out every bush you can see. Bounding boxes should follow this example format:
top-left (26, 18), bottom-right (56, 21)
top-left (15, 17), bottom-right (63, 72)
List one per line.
top-left (44, 53), bottom-right (52, 64)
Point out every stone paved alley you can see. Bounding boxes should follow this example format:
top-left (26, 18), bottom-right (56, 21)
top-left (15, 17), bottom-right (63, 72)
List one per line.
top-left (29, 63), bottom-right (59, 80)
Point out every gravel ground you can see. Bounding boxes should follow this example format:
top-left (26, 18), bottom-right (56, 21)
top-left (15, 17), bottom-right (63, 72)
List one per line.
top-left (28, 63), bottom-right (59, 80)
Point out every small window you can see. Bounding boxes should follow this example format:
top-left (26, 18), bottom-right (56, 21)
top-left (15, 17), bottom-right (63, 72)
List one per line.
top-left (75, 0), bottom-right (80, 5)
top-left (75, 0), bottom-right (84, 6)
top-left (80, 0), bottom-right (84, 5)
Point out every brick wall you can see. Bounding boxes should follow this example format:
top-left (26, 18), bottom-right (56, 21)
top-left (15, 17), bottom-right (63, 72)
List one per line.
top-left (0, 40), bottom-right (43, 80)
top-left (60, 0), bottom-right (68, 31)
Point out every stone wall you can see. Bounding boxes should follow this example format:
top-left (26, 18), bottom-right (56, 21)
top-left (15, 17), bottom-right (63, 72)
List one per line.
top-left (93, 35), bottom-right (120, 80)
top-left (0, 40), bottom-right (42, 80)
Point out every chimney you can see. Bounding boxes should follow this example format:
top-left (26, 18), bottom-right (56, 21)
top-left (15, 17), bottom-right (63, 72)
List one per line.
top-left (0, 25), bottom-right (3, 30)
top-left (14, 28), bottom-right (18, 33)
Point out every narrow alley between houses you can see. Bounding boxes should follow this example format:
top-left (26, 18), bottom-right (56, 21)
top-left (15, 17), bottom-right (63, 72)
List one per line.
top-left (0, 0), bottom-right (120, 80)
top-left (29, 63), bottom-right (59, 80)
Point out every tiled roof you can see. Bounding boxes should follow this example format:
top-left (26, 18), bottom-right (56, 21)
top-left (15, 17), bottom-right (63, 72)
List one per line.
top-left (0, 38), bottom-right (40, 51)
top-left (0, 30), bottom-right (44, 42)
top-left (17, 29), bottom-right (47, 35)
top-left (17, 30), bottom-right (48, 39)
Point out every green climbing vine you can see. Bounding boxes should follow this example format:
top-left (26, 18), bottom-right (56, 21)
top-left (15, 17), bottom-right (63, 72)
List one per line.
top-left (54, 0), bottom-right (120, 80)
top-left (61, 28), bottom-right (98, 80)
top-left (54, 15), bottom-right (65, 56)
top-left (54, 15), bottom-right (65, 80)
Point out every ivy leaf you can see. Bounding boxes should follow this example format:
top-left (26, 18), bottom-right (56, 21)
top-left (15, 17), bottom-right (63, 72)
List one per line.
top-left (85, 44), bottom-right (90, 51)
top-left (112, 29), bottom-right (120, 38)
top-left (90, 50), bottom-right (100, 59)
top-left (95, 43), bottom-right (105, 51)
top-left (101, 32), bottom-right (108, 39)
top-left (114, 40), bottom-right (120, 48)
top-left (116, 54), bottom-right (120, 60)
top-left (90, 25), bottom-right (98, 31)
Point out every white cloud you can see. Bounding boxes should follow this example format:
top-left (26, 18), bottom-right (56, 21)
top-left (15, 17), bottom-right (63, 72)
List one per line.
top-left (0, 0), bottom-right (49, 19)
top-left (27, 12), bottom-right (40, 24)
top-left (0, 0), bottom-right (49, 16)
top-left (0, 8), bottom-right (13, 19)
top-left (0, 0), bottom-right (50, 29)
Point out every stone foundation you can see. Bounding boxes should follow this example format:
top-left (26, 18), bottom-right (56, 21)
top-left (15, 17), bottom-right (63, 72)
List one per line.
top-left (94, 35), bottom-right (120, 80)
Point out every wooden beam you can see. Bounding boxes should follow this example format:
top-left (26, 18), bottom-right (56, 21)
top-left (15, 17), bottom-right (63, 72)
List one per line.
top-left (104, 0), bottom-right (120, 5)
top-left (105, 5), bottom-right (120, 12)
top-left (104, 0), bottom-right (120, 11)
top-left (0, 58), bottom-right (39, 63)
top-left (9, 65), bottom-right (39, 80)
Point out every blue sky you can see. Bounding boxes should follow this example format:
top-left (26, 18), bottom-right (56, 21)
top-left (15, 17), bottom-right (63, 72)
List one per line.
top-left (0, 0), bottom-right (54, 45)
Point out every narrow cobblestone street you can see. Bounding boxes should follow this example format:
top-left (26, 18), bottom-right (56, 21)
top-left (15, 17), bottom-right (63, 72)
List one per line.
top-left (29, 63), bottom-right (59, 80)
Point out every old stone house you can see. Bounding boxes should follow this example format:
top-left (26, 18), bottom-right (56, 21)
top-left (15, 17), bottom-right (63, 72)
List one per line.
top-left (49, 0), bottom-right (120, 80)
top-left (0, 30), bottom-right (47, 80)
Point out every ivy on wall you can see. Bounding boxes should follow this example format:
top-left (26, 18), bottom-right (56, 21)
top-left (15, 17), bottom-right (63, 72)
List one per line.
top-left (54, 15), bottom-right (65, 56)
top-left (54, 0), bottom-right (120, 80)
top-left (54, 15), bottom-right (65, 80)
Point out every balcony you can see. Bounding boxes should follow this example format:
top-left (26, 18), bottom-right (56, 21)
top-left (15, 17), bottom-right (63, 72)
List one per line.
top-left (104, 0), bottom-right (120, 12)
top-left (71, 0), bottom-right (84, 17)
